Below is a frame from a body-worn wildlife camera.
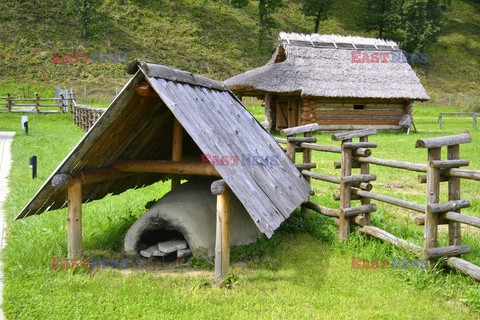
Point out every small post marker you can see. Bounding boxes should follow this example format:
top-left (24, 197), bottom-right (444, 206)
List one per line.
top-left (30, 155), bottom-right (37, 179)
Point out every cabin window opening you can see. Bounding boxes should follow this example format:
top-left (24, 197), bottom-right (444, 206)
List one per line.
top-left (353, 104), bottom-right (365, 110)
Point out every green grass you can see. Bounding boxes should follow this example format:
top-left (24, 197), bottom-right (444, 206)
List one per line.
top-left (2, 106), bottom-right (480, 319)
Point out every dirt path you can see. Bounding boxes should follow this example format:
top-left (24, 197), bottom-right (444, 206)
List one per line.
top-left (0, 132), bottom-right (15, 320)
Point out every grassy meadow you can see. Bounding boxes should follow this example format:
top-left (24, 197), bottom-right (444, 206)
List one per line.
top-left (1, 106), bottom-right (480, 319)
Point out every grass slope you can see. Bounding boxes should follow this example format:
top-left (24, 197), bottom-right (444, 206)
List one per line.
top-left (0, 0), bottom-right (478, 103)
top-left (1, 106), bottom-right (480, 319)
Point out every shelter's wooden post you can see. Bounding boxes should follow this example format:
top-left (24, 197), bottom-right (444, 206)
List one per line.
top-left (171, 117), bottom-right (183, 189)
top-left (59, 94), bottom-right (65, 113)
top-left (339, 138), bottom-right (352, 242)
top-left (359, 136), bottom-right (371, 225)
top-left (264, 94), bottom-right (271, 132)
top-left (67, 180), bottom-right (82, 258)
top-left (34, 92), bottom-right (40, 113)
top-left (6, 92), bottom-right (11, 112)
top-left (425, 147), bottom-right (441, 259)
top-left (212, 180), bottom-right (231, 284)
top-left (447, 144), bottom-right (462, 247)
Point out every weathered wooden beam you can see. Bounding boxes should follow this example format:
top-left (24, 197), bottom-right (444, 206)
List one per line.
top-left (413, 215), bottom-right (448, 226)
top-left (280, 123), bottom-right (320, 136)
top-left (356, 157), bottom-right (427, 172)
top-left (358, 225), bottom-right (422, 255)
top-left (415, 134), bottom-right (471, 149)
top-left (211, 179), bottom-right (227, 195)
top-left (355, 148), bottom-right (372, 157)
top-left (302, 201), bottom-right (340, 217)
top-left (342, 174), bottom-right (376, 184)
top-left (342, 204), bottom-right (377, 217)
top-left (334, 161), bottom-right (361, 169)
top-left (447, 144), bottom-right (462, 247)
top-left (446, 257), bottom-right (480, 282)
top-left (359, 135), bottom-right (372, 225)
top-left (428, 200), bottom-right (470, 214)
top-left (354, 215), bottom-right (368, 227)
top-left (342, 142), bottom-right (377, 149)
top-left (274, 137), bottom-right (288, 144)
top-left (301, 170), bottom-right (340, 184)
top-left (51, 168), bottom-right (133, 188)
top-left (425, 245), bottom-right (470, 259)
top-left (447, 168), bottom-right (480, 181)
top-left (215, 184), bottom-right (231, 284)
top-left (352, 189), bottom-right (426, 212)
top-left (300, 143), bottom-right (341, 154)
top-left (339, 139), bottom-right (352, 241)
top-left (429, 159), bottom-right (469, 169)
top-left (171, 117), bottom-right (184, 189)
top-left (287, 136), bottom-right (317, 143)
top-left (294, 163), bottom-right (316, 170)
top-left (332, 129), bottom-right (377, 141)
top-left (113, 160), bottom-right (220, 176)
top-left (445, 211), bottom-right (480, 228)
top-left (67, 180), bottom-right (82, 258)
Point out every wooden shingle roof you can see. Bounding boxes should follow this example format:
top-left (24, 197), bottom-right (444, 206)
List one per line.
top-left (17, 61), bottom-right (310, 237)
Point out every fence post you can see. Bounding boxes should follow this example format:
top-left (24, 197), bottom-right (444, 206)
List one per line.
top-left (34, 92), bottom-right (39, 113)
top-left (339, 138), bottom-right (352, 241)
top-left (59, 94), bottom-right (65, 113)
top-left (359, 136), bottom-right (371, 225)
top-left (425, 147), bottom-right (441, 258)
top-left (285, 136), bottom-right (296, 163)
top-left (447, 145), bottom-right (462, 247)
top-left (6, 92), bottom-right (11, 112)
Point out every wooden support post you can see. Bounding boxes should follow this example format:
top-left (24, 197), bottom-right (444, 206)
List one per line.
top-left (264, 94), bottom-right (271, 132)
top-left (447, 145), bottom-right (462, 247)
top-left (212, 180), bottom-right (231, 284)
top-left (359, 136), bottom-right (372, 225)
top-left (6, 92), bottom-right (11, 112)
top-left (34, 92), bottom-right (39, 113)
top-left (339, 138), bottom-right (352, 241)
top-left (424, 147), bottom-right (441, 259)
top-left (285, 136), bottom-right (296, 163)
top-left (67, 180), bottom-right (82, 258)
top-left (171, 118), bottom-right (183, 189)
top-left (59, 94), bottom-right (65, 113)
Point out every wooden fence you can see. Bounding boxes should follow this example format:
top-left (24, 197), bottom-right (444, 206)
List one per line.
top-left (438, 112), bottom-right (479, 129)
top-left (71, 104), bottom-right (105, 131)
top-left (0, 92), bottom-right (76, 113)
top-left (277, 124), bottom-right (480, 281)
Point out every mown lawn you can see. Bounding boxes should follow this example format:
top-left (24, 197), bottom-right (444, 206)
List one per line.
top-left (1, 106), bottom-right (480, 319)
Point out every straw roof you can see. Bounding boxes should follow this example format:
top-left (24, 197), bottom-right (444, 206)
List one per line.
top-left (225, 32), bottom-right (429, 101)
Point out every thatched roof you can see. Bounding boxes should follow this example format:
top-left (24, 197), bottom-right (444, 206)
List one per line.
top-left (225, 32), bottom-right (429, 101)
top-left (16, 61), bottom-right (310, 237)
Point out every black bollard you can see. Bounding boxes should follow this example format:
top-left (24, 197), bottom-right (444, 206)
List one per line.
top-left (24, 121), bottom-right (29, 135)
top-left (30, 155), bottom-right (37, 179)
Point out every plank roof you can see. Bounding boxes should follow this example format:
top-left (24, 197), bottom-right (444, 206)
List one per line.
top-left (16, 61), bottom-right (310, 237)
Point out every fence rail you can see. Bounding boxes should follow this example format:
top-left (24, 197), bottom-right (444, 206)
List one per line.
top-left (278, 124), bottom-right (480, 282)
top-left (0, 92), bottom-right (76, 113)
top-left (438, 112), bottom-right (479, 129)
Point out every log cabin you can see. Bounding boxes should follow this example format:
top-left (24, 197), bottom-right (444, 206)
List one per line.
top-left (224, 32), bottom-right (430, 131)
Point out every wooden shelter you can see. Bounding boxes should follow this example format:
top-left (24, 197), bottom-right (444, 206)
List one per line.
top-left (16, 61), bottom-right (310, 278)
top-left (225, 33), bottom-right (430, 131)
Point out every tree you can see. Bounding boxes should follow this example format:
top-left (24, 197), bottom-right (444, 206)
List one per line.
top-left (355, 0), bottom-right (399, 38)
top-left (399, 0), bottom-right (443, 52)
top-left (230, 0), bottom-right (283, 52)
top-left (68, 0), bottom-right (100, 38)
top-left (301, 0), bottom-right (334, 33)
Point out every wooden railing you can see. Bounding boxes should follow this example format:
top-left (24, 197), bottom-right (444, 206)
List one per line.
top-left (0, 92), bottom-right (76, 113)
top-left (278, 124), bottom-right (480, 281)
top-left (71, 104), bottom-right (105, 131)
top-left (438, 112), bottom-right (479, 129)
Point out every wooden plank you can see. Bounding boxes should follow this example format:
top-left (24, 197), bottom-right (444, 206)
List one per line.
top-left (294, 163), bottom-right (316, 170)
top-left (342, 142), bottom-right (377, 149)
top-left (425, 245), bottom-right (470, 259)
top-left (416, 134), bottom-right (472, 149)
top-left (332, 129), bottom-right (377, 141)
top-left (287, 136), bottom-right (317, 143)
top-left (428, 200), bottom-right (470, 214)
top-left (280, 123), bottom-right (320, 136)
top-left (300, 143), bottom-right (341, 153)
top-left (342, 174), bottom-right (376, 184)
top-left (302, 170), bottom-right (340, 184)
top-left (302, 201), bottom-right (340, 217)
top-left (343, 204), bottom-right (377, 217)
top-left (67, 180), bottom-right (82, 258)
